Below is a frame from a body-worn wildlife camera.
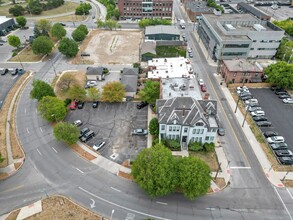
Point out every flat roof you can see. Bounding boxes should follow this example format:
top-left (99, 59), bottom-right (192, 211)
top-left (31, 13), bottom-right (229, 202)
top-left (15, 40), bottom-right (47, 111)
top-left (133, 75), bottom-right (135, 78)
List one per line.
top-left (223, 59), bottom-right (263, 72)
top-left (186, 1), bottom-right (214, 12)
top-left (0, 16), bottom-right (12, 24)
top-left (161, 78), bottom-right (202, 100)
top-left (238, 2), bottom-right (270, 18)
top-left (148, 57), bottom-right (194, 79)
top-left (145, 25), bottom-right (180, 36)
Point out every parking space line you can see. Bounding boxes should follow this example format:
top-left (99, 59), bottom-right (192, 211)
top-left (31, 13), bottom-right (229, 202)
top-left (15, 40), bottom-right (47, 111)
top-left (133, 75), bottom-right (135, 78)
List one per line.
top-left (40, 127), bottom-right (43, 133)
top-left (286, 188), bottom-right (293, 200)
top-left (36, 149), bottom-right (42, 156)
top-left (26, 128), bottom-right (29, 134)
top-left (75, 168), bottom-right (84, 174)
top-left (156, 201), bottom-right (168, 205)
top-left (274, 187), bottom-right (293, 220)
top-left (52, 147), bottom-right (58, 153)
top-left (110, 187), bottom-right (121, 192)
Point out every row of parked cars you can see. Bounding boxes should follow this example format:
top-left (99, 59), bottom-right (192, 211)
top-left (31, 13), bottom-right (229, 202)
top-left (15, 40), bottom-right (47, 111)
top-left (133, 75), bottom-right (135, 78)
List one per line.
top-left (271, 86), bottom-right (293, 104)
top-left (0, 68), bottom-right (25, 76)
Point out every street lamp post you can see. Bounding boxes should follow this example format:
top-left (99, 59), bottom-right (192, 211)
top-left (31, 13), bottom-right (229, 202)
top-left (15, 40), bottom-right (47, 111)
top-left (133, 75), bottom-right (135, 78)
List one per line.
top-left (110, 209), bottom-right (115, 220)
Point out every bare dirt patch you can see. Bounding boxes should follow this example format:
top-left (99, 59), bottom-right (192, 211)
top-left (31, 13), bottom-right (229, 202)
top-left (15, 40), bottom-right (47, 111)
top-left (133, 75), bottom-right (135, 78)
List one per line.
top-left (70, 144), bottom-right (96, 161)
top-left (189, 151), bottom-right (219, 172)
top-left (73, 29), bottom-right (143, 65)
top-left (47, 14), bottom-right (86, 22)
top-left (9, 46), bottom-right (44, 62)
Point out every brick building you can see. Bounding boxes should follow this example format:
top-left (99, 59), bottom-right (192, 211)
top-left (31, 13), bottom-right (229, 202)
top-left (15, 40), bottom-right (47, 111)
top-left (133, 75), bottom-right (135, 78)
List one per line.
top-left (118, 0), bottom-right (173, 20)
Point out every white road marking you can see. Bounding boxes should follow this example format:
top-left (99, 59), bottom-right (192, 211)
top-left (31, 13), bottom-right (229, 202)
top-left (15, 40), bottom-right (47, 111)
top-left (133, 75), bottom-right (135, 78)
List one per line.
top-left (274, 187), bottom-right (293, 220)
top-left (52, 147), bottom-right (58, 153)
top-left (40, 127), bottom-right (43, 133)
top-left (230, 167), bottom-right (251, 169)
top-left (36, 109), bottom-right (38, 113)
top-left (36, 149), bottom-right (42, 156)
top-left (26, 128), bottom-right (29, 134)
top-left (156, 201), bottom-right (168, 205)
top-left (24, 108), bottom-right (26, 115)
top-left (78, 187), bottom-right (171, 220)
top-left (286, 188), bottom-right (293, 200)
top-left (110, 187), bottom-right (121, 192)
top-left (75, 168), bottom-right (84, 174)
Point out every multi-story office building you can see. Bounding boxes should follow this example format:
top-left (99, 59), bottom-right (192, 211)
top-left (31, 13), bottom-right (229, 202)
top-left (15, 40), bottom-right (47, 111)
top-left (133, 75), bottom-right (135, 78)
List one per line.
top-left (197, 13), bottom-right (284, 60)
top-left (118, 0), bottom-right (173, 20)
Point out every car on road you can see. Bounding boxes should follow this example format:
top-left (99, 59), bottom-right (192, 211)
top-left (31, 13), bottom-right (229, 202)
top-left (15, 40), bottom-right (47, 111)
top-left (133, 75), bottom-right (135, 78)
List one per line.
top-left (263, 131), bottom-right (278, 138)
top-left (77, 101), bottom-right (85, 109)
top-left (256, 121), bottom-right (272, 127)
top-left (277, 156), bottom-right (293, 165)
top-left (92, 101), bottom-right (99, 108)
top-left (275, 149), bottom-right (293, 157)
top-left (73, 120), bottom-right (83, 127)
top-left (93, 141), bottom-right (106, 151)
top-left (267, 136), bottom-right (285, 144)
top-left (69, 101), bottom-right (78, 110)
top-left (187, 47), bottom-right (192, 53)
top-left (253, 116), bottom-right (268, 122)
top-left (137, 101), bottom-right (148, 109)
top-left (198, 79), bottom-right (204, 86)
top-left (251, 110), bottom-right (265, 117)
top-left (201, 84), bottom-right (207, 92)
top-left (270, 142), bottom-right (288, 150)
top-left (188, 52), bottom-right (193, 58)
top-left (279, 94), bottom-right (291, 99)
top-left (132, 128), bottom-right (148, 136)
top-left (80, 130), bottom-right (95, 142)
top-left (217, 128), bottom-right (225, 136)
top-left (79, 127), bottom-right (90, 139)
top-left (283, 98), bottom-right (293, 104)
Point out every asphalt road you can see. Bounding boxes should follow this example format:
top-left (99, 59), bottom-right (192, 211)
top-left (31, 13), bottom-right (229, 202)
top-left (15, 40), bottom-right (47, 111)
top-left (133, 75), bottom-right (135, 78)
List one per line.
top-left (0, 71), bottom-right (20, 109)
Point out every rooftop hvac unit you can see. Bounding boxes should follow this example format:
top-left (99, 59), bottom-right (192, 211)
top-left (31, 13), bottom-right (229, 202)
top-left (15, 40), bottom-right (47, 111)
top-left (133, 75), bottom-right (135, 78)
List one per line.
top-left (225, 24), bottom-right (236, 31)
top-left (253, 24), bottom-right (266, 31)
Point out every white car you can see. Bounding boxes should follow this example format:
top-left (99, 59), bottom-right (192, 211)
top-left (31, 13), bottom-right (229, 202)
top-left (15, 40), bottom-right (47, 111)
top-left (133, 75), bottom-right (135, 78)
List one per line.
top-left (93, 141), bottom-right (106, 151)
top-left (198, 79), bottom-right (204, 86)
top-left (283, 98), bottom-right (293, 104)
top-left (73, 120), bottom-right (82, 126)
top-left (267, 136), bottom-right (285, 144)
top-left (87, 81), bottom-right (97, 86)
top-left (245, 98), bottom-right (258, 106)
top-left (251, 110), bottom-right (265, 117)
top-left (187, 47), bottom-right (192, 53)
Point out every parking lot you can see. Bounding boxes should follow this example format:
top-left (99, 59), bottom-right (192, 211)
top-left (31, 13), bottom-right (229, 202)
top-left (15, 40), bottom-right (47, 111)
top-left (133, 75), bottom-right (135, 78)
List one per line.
top-left (0, 70), bottom-right (21, 109)
top-left (249, 88), bottom-right (293, 150)
top-left (66, 101), bottom-right (148, 164)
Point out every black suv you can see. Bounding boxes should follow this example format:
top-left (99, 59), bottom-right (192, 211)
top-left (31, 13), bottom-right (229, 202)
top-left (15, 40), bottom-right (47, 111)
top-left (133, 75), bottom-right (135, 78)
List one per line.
top-left (79, 127), bottom-right (90, 139)
top-left (263, 131), bottom-right (278, 138)
top-left (92, 101), bottom-right (99, 108)
top-left (80, 130), bottom-right (95, 142)
top-left (77, 101), bottom-right (85, 109)
top-left (137, 101), bottom-right (148, 109)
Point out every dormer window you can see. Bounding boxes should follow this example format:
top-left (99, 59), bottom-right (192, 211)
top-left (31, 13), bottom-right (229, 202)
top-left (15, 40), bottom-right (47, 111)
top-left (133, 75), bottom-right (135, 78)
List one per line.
top-left (196, 122), bottom-right (204, 126)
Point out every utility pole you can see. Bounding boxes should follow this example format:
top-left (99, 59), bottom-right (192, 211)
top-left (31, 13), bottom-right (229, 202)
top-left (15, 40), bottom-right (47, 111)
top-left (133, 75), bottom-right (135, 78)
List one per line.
top-left (242, 109), bottom-right (249, 127)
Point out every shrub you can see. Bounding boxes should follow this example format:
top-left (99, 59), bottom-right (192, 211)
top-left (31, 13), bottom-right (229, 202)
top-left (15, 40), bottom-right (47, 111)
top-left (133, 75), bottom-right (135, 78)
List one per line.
top-left (203, 142), bottom-right (215, 152)
top-left (64, 98), bottom-right (72, 106)
top-left (12, 51), bottom-right (18, 57)
top-left (149, 118), bottom-right (159, 136)
top-left (163, 139), bottom-right (181, 151)
top-left (152, 137), bottom-right (159, 146)
top-left (188, 141), bottom-right (203, 152)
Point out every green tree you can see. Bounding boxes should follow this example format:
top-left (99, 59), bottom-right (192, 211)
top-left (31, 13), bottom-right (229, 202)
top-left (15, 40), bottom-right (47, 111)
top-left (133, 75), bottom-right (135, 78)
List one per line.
top-left (16, 16), bottom-right (27, 28)
top-left (105, 19), bottom-right (118, 30)
top-left (76, 24), bottom-right (88, 35)
top-left (96, 19), bottom-right (105, 28)
top-left (30, 79), bottom-right (56, 101)
top-left (72, 28), bottom-right (86, 42)
top-left (87, 87), bottom-right (100, 100)
top-left (32, 36), bottom-right (54, 55)
top-left (38, 96), bottom-right (67, 122)
top-left (53, 122), bottom-right (79, 145)
top-left (131, 143), bottom-right (178, 197)
top-left (7, 35), bottom-right (21, 49)
top-left (188, 141), bottom-right (203, 152)
top-left (101, 81), bottom-right (125, 102)
top-left (138, 18), bottom-right (172, 28)
top-left (149, 118), bottom-right (159, 136)
top-left (35, 19), bottom-right (52, 36)
top-left (177, 157), bottom-right (211, 200)
top-left (75, 2), bottom-right (92, 15)
top-left (58, 38), bottom-right (79, 58)
top-left (138, 80), bottom-right (160, 104)
top-left (203, 142), bottom-right (215, 152)
top-left (28, 0), bottom-right (43, 14)
top-left (264, 61), bottom-right (293, 89)
top-left (0, 153), bottom-right (4, 163)
top-left (68, 85), bottom-right (86, 101)
top-left (51, 23), bottom-right (66, 40)
top-left (9, 5), bottom-right (25, 16)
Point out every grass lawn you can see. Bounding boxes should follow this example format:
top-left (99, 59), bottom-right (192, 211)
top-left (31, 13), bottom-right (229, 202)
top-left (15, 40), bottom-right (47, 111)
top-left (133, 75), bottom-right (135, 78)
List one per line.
top-left (189, 151), bottom-right (219, 172)
top-left (0, 3), bottom-right (26, 17)
top-left (9, 46), bottom-right (44, 62)
top-left (156, 46), bottom-right (186, 57)
top-left (47, 14), bottom-right (86, 22)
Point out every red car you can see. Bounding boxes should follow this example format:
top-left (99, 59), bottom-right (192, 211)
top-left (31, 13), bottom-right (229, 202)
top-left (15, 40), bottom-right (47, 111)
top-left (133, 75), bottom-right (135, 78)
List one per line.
top-left (201, 84), bottom-right (207, 92)
top-left (69, 101), bottom-right (78, 110)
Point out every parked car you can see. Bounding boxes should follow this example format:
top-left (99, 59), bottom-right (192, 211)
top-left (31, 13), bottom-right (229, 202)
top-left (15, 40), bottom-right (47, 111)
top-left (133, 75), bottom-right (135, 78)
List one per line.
top-left (217, 128), bottom-right (225, 136)
top-left (87, 81), bottom-right (97, 87)
top-left (77, 101), bottom-right (85, 109)
top-left (81, 52), bottom-right (90, 56)
top-left (80, 130), bottom-right (95, 142)
top-left (275, 150), bottom-right (293, 157)
top-left (253, 116), bottom-right (268, 122)
top-left (59, 22), bottom-right (66, 26)
top-left (283, 98), bottom-right (293, 104)
top-left (0, 68), bottom-right (8, 75)
top-left (241, 95), bottom-right (253, 101)
top-left (93, 141), bottom-right (106, 151)
top-left (251, 110), bottom-right (265, 117)
top-left (79, 127), bottom-right (90, 139)
top-left (279, 94), bottom-right (291, 99)
top-left (137, 101), bottom-right (148, 109)
top-left (277, 156), bottom-right (293, 165)
top-left (247, 102), bottom-right (259, 107)
top-left (132, 128), bottom-right (148, 136)
top-left (247, 106), bottom-right (262, 112)
top-left (189, 52), bottom-right (193, 58)
top-left (92, 101), bottom-right (99, 108)
top-left (267, 136), bottom-right (285, 144)
top-left (198, 79), bottom-right (204, 86)
top-left (275, 91), bottom-right (288, 95)
top-left (256, 121), bottom-right (271, 127)
top-left (263, 131), bottom-right (278, 138)
top-left (240, 91), bottom-right (252, 97)
top-left (201, 84), bottom-right (207, 92)
top-left (270, 85), bottom-right (277, 91)
top-left (270, 142), bottom-right (288, 151)
top-left (187, 47), bottom-right (192, 53)
top-left (69, 101), bottom-right (78, 110)
top-left (245, 98), bottom-right (258, 106)
top-left (73, 120), bottom-right (83, 126)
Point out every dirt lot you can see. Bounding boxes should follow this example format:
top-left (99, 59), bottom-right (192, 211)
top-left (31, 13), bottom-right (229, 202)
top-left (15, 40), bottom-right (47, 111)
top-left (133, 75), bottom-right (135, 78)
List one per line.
top-left (75, 30), bottom-right (143, 65)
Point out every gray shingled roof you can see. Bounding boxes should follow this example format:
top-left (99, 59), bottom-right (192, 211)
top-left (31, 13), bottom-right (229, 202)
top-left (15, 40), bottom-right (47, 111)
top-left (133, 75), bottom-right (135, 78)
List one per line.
top-left (120, 68), bottom-right (138, 93)
top-left (141, 41), bottom-right (156, 55)
top-left (86, 66), bottom-right (104, 75)
top-left (156, 97), bottom-right (217, 126)
top-left (145, 25), bottom-right (180, 36)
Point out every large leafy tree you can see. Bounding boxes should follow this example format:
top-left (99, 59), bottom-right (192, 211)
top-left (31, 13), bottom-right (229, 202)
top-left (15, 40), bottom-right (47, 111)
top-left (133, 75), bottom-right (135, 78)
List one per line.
top-left (30, 80), bottom-right (56, 101)
top-left (53, 122), bottom-right (79, 145)
top-left (177, 157), bottom-right (211, 200)
top-left (58, 38), bottom-right (79, 58)
top-left (87, 87), bottom-right (100, 100)
top-left (138, 80), bottom-right (160, 105)
top-left (264, 61), bottom-right (293, 89)
top-left (32, 36), bottom-right (54, 55)
top-left (38, 96), bottom-right (67, 122)
top-left (149, 118), bottom-right (159, 136)
top-left (8, 35), bottom-right (21, 49)
top-left (68, 85), bottom-right (86, 101)
top-left (75, 2), bottom-right (92, 15)
top-left (72, 28), bottom-right (86, 42)
top-left (102, 81), bottom-right (125, 102)
top-left (131, 143), bottom-right (178, 197)
top-left (57, 73), bottom-right (76, 91)
top-left (51, 23), bottom-right (66, 40)
top-left (76, 24), bottom-right (88, 35)
top-left (16, 16), bottom-right (27, 28)
top-left (35, 19), bottom-right (52, 36)
top-left (9, 5), bottom-right (25, 16)
top-left (276, 38), bottom-right (293, 62)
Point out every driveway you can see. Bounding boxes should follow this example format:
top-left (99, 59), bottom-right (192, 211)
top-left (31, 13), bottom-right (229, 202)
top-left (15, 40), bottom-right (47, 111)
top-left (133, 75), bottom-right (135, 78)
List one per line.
top-left (249, 88), bottom-right (293, 150)
top-left (66, 101), bottom-right (148, 164)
